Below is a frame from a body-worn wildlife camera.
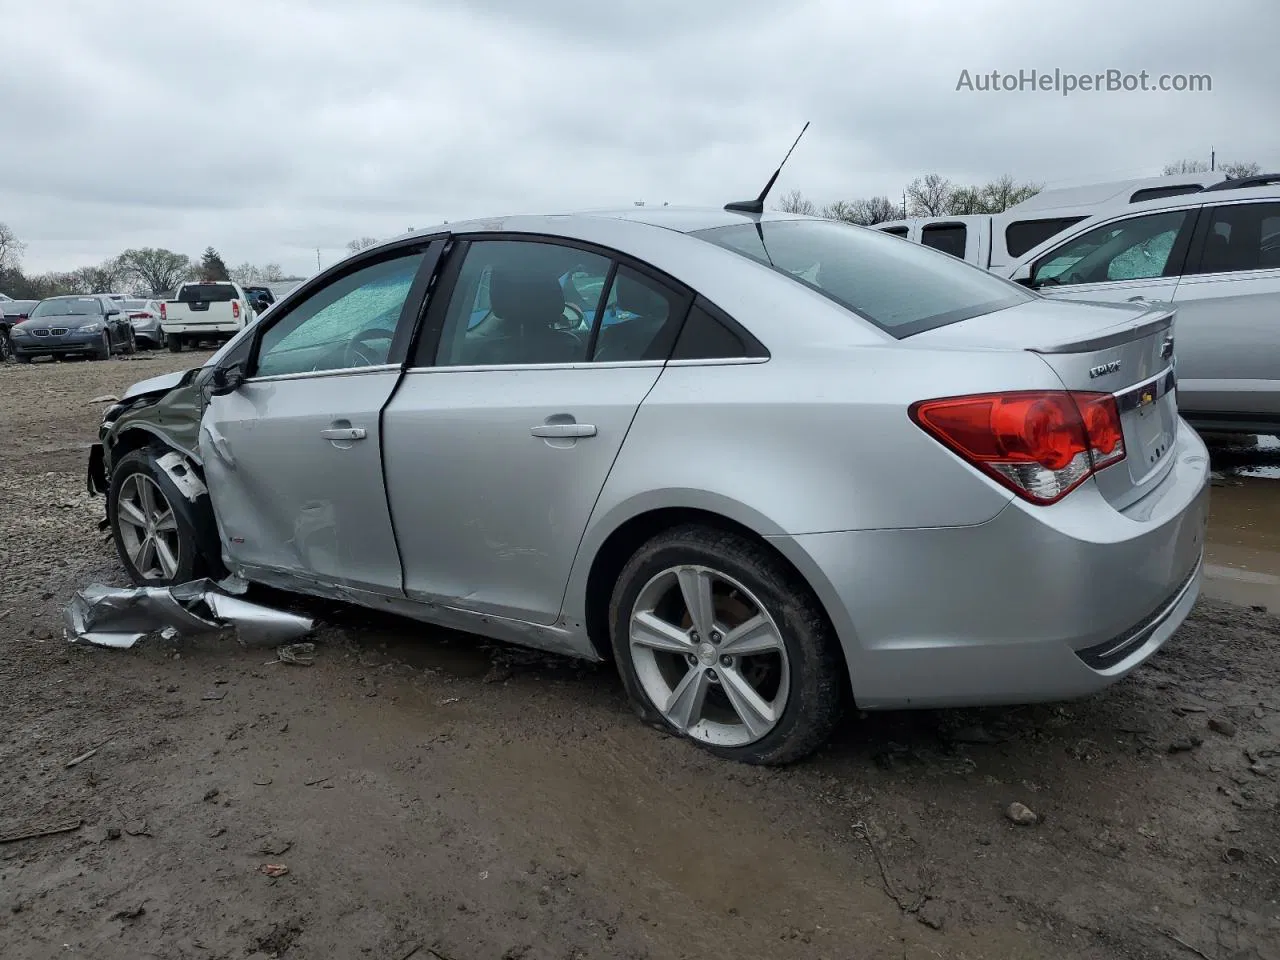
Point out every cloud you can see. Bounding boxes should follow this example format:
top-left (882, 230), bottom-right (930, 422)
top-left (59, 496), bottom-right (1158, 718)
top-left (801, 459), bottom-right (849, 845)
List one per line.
top-left (1, 0), bottom-right (1276, 275)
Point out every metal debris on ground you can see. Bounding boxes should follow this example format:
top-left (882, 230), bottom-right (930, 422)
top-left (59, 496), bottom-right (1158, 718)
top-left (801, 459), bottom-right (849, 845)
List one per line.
top-left (0, 817), bottom-right (84, 844)
top-left (63, 577), bottom-right (312, 649)
top-left (259, 863), bottom-right (290, 878)
top-left (276, 642), bottom-right (316, 666)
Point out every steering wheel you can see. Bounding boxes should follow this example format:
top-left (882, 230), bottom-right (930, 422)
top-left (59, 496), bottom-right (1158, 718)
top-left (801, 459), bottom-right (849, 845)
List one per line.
top-left (344, 327), bottom-right (396, 368)
top-left (554, 301), bottom-right (585, 332)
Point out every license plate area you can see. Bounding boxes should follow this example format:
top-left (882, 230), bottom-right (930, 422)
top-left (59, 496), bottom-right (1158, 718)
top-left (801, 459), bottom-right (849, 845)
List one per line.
top-left (1117, 369), bottom-right (1177, 484)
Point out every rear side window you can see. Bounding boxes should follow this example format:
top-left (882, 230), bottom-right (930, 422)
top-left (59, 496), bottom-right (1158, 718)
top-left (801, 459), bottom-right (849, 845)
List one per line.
top-left (179, 283), bottom-right (238, 303)
top-left (693, 219), bottom-right (1031, 338)
top-left (1004, 216), bottom-right (1088, 258)
top-left (1188, 202), bottom-right (1280, 274)
top-left (920, 223), bottom-right (967, 259)
top-left (671, 299), bottom-right (766, 360)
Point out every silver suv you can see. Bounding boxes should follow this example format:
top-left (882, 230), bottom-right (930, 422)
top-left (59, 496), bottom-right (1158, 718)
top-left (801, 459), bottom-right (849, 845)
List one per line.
top-left (1005, 175), bottom-right (1280, 436)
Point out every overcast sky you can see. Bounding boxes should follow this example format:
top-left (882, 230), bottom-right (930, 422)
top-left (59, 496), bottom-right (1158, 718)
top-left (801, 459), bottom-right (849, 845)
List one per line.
top-left (2, 0), bottom-right (1277, 277)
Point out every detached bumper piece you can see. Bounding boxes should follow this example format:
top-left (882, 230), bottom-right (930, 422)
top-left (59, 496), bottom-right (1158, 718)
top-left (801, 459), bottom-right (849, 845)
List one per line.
top-left (63, 577), bottom-right (313, 649)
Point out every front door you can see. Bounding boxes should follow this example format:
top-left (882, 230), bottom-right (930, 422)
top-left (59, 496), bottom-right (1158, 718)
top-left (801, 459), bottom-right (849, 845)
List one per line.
top-left (199, 245), bottom-right (436, 595)
top-left (1029, 207), bottom-right (1199, 306)
top-left (382, 237), bottom-right (691, 624)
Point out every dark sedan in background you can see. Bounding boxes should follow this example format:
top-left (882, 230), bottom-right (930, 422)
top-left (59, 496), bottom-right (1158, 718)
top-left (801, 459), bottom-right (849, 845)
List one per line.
top-left (8, 295), bottom-right (137, 362)
top-left (1, 299), bottom-right (39, 361)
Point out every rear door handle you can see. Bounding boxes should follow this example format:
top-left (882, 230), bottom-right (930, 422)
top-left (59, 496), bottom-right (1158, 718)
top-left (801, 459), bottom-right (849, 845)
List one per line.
top-left (320, 427), bottom-right (366, 441)
top-left (530, 423), bottom-right (596, 439)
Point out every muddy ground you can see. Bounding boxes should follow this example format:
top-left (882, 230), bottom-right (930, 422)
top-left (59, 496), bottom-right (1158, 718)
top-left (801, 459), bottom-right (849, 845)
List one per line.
top-left (1, 352), bottom-right (1277, 960)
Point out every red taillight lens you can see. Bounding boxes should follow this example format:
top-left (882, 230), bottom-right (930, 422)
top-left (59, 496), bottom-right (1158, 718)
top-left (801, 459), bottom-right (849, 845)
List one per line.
top-left (159, 302), bottom-right (166, 320)
top-left (232, 301), bottom-right (241, 319)
top-left (128, 312), bottom-right (146, 319)
top-left (910, 390), bottom-right (1126, 505)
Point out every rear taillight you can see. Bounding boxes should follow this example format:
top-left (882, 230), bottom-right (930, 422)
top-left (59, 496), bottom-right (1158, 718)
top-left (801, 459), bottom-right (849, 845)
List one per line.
top-left (232, 301), bottom-right (241, 319)
top-left (909, 390), bottom-right (1125, 505)
top-left (159, 302), bottom-right (166, 320)
top-left (128, 312), bottom-right (147, 319)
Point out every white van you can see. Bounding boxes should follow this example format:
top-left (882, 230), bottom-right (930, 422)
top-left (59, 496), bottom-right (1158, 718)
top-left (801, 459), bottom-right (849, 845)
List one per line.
top-left (875, 172), bottom-right (1230, 271)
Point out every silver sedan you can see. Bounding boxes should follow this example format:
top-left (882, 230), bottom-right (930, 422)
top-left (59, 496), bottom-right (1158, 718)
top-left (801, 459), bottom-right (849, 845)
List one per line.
top-left (91, 208), bottom-right (1209, 764)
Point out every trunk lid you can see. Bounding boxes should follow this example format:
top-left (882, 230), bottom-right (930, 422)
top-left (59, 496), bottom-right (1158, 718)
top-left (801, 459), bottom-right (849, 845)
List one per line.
top-left (911, 298), bottom-right (1179, 509)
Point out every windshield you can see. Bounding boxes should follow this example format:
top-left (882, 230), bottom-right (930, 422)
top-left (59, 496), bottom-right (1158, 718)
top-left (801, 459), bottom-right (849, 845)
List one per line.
top-left (693, 218), bottom-right (1032, 337)
top-left (179, 283), bottom-right (237, 303)
top-left (30, 298), bottom-right (104, 318)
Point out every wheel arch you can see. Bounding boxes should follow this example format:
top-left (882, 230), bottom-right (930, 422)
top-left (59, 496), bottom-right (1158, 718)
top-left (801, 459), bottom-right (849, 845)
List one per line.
top-left (574, 500), bottom-right (854, 699)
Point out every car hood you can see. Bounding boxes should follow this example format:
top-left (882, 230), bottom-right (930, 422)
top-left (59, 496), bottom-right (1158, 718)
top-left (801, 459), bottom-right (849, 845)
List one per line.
top-left (121, 369), bottom-right (193, 401)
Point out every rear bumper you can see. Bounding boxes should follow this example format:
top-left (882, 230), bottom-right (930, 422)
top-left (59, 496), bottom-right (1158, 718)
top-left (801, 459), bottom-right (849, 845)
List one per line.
top-left (162, 323), bottom-right (240, 336)
top-left (772, 419), bottom-right (1211, 709)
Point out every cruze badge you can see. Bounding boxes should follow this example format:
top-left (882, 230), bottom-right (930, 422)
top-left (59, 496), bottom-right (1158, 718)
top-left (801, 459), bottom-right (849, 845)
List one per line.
top-left (1089, 359), bottom-right (1122, 378)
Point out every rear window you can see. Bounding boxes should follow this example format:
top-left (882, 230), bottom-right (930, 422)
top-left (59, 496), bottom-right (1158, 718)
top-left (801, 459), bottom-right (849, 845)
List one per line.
top-left (693, 219), bottom-right (1031, 338)
top-left (122, 299), bottom-right (149, 309)
top-left (179, 283), bottom-right (238, 303)
top-left (1004, 216), bottom-right (1088, 258)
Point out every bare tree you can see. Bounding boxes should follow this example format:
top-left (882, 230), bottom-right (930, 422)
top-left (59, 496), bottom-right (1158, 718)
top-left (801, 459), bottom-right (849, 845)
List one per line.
top-left (906, 174), bottom-right (953, 217)
top-left (823, 196), bottom-right (898, 225)
top-left (1162, 159), bottom-right (1211, 175)
top-left (776, 189), bottom-right (817, 216)
top-left (978, 174), bottom-right (1042, 213)
top-left (947, 186), bottom-right (987, 215)
top-left (72, 257), bottom-right (126, 293)
top-left (119, 248), bottom-right (193, 296)
top-left (1222, 161), bottom-right (1261, 180)
top-left (0, 222), bottom-right (24, 272)
top-left (346, 236), bottom-right (379, 254)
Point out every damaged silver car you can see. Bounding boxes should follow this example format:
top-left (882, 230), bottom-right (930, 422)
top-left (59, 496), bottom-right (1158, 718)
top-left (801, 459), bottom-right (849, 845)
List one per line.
top-left (88, 208), bottom-right (1208, 765)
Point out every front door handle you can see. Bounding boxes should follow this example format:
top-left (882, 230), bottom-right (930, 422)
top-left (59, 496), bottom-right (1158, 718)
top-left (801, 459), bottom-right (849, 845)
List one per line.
top-left (530, 423), bottom-right (596, 439)
top-left (320, 427), bottom-right (366, 441)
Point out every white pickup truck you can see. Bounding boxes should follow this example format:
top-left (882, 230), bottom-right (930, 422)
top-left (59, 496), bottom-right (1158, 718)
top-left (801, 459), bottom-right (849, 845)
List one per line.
top-left (160, 280), bottom-right (255, 352)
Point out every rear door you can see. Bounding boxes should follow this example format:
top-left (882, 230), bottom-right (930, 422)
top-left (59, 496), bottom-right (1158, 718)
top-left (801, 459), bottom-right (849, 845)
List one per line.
top-left (381, 236), bottom-right (691, 625)
top-left (1027, 206), bottom-right (1201, 306)
top-left (1170, 199), bottom-right (1280, 419)
top-left (199, 242), bottom-right (441, 596)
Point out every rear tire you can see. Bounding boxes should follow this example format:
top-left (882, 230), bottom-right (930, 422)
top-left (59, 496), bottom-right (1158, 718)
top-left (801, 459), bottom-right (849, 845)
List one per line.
top-left (608, 524), bottom-right (844, 765)
top-left (0, 331), bottom-right (11, 362)
top-left (167, 334), bottom-right (184, 353)
top-left (107, 448), bottom-right (207, 586)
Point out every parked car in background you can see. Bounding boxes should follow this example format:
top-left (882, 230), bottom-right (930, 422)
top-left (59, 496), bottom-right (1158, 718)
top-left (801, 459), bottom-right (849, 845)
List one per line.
top-left (874, 173), bottom-right (1233, 272)
top-left (1004, 177), bottom-right (1280, 436)
top-left (242, 285), bottom-right (276, 314)
top-left (1, 299), bottom-right (39, 361)
top-left (160, 280), bottom-right (255, 352)
top-left (120, 298), bottom-right (165, 348)
top-left (89, 208), bottom-right (1207, 765)
top-left (9, 295), bottom-right (136, 362)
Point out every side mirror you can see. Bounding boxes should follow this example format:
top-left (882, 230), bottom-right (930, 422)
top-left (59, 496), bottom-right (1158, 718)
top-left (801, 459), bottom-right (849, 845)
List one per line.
top-left (1011, 263), bottom-right (1035, 287)
top-left (210, 363), bottom-right (245, 396)
top-left (105, 308), bottom-right (121, 316)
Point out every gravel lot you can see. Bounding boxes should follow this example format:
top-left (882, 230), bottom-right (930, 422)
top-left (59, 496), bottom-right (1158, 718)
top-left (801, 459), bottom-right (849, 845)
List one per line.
top-left (1, 353), bottom-right (1277, 960)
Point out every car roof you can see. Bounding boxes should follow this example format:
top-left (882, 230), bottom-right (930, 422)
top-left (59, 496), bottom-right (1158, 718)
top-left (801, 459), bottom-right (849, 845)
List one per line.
top-left (380, 206), bottom-right (814, 248)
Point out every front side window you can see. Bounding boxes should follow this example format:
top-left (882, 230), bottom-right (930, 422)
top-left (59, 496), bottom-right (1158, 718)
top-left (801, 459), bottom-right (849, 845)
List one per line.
top-left (694, 219), bottom-right (1031, 338)
top-left (1032, 210), bottom-right (1191, 286)
top-left (254, 251), bottom-right (425, 377)
top-left (1189, 202), bottom-right (1280, 274)
top-left (436, 240), bottom-right (611, 366)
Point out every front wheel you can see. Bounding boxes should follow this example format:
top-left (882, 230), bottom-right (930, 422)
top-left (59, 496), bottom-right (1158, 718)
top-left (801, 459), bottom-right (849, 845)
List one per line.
top-left (107, 449), bottom-right (207, 585)
top-left (93, 333), bottom-right (111, 361)
top-left (123, 328), bottom-right (137, 355)
top-left (609, 525), bottom-right (844, 765)
top-left (167, 334), bottom-right (184, 353)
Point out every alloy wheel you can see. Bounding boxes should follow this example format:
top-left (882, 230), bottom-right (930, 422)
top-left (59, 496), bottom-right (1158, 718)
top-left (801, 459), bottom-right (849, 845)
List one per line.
top-left (115, 473), bottom-right (181, 580)
top-left (628, 564), bottom-right (790, 747)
